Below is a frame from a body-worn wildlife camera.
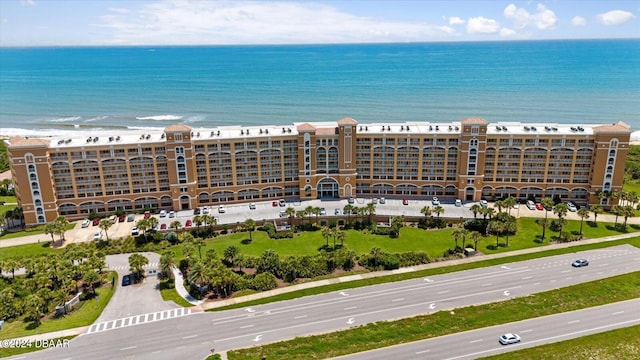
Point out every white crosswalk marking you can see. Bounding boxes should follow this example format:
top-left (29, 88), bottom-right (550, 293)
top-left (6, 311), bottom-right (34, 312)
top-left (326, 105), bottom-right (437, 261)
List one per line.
top-left (108, 262), bottom-right (159, 271)
top-left (86, 308), bottom-right (194, 334)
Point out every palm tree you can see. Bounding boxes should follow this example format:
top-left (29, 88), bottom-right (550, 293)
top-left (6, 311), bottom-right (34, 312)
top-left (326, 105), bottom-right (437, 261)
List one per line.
top-left (451, 228), bottom-right (464, 251)
top-left (590, 205), bottom-right (603, 225)
top-left (420, 205), bottom-right (432, 218)
top-left (44, 223), bottom-right (57, 245)
top-left (188, 260), bottom-right (210, 292)
top-left (83, 269), bottom-right (101, 296)
top-left (433, 205), bottom-right (444, 218)
top-left (553, 202), bottom-right (569, 237)
top-left (494, 200), bottom-right (505, 213)
top-left (4, 258), bottom-right (19, 279)
top-left (469, 231), bottom-right (482, 251)
top-left (98, 219), bottom-right (112, 241)
top-left (128, 253), bottom-right (149, 281)
top-left (611, 205), bottom-right (623, 227)
top-left (170, 220), bottom-right (182, 232)
top-left (159, 251), bottom-right (176, 278)
top-left (336, 229), bottom-right (346, 247)
top-left (343, 204), bottom-right (354, 225)
top-left (483, 207), bottom-right (495, 220)
top-left (539, 197), bottom-right (554, 239)
top-left (24, 293), bottom-right (44, 325)
top-left (136, 218), bottom-right (150, 239)
top-left (502, 197), bottom-right (516, 215)
top-left (54, 215), bottom-right (69, 242)
top-left (285, 207), bottom-right (296, 226)
top-left (621, 205), bottom-right (635, 229)
top-left (296, 210), bottom-right (306, 226)
top-left (503, 219), bottom-right (517, 247)
top-left (487, 220), bottom-right (504, 247)
top-left (305, 206), bottom-right (314, 224)
top-left (192, 237), bottom-right (206, 259)
top-left (193, 215), bottom-right (203, 229)
top-left (577, 207), bottom-right (590, 236)
top-left (312, 207), bottom-right (321, 224)
top-left (321, 226), bottom-right (331, 247)
top-left (223, 246), bottom-right (240, 268)
top-left (365, 203), bottom-right (376, 224)
top-left (470, 204), bottom-right (482, 219)
top-left (369, 247), bottom-right (383, 267)
top-left (244, 218), bottom-right (256, 241)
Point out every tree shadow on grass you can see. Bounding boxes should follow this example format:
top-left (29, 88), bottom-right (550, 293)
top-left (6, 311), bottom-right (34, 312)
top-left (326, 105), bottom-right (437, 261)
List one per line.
top-left (586, 221), bottom-right (598, 228)
top-left (240, 238), bottom-right (252, 245)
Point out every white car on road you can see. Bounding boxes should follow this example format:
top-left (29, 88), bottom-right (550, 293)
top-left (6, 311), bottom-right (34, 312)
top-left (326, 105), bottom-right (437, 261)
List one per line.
top-left (499, 333), bottom-right (521, 345)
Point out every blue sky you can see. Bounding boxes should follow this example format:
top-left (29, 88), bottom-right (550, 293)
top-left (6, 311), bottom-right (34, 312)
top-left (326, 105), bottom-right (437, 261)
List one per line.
top-left (0, 0), bottom-right (638, 46)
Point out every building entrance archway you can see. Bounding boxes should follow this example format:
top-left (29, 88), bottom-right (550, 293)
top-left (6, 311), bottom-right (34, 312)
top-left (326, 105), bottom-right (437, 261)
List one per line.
top-left (318, 177), bottom-right (339, 199)
top-left (465, 187), bottom-right (475, 201)
top-left (180, 195), bottom-right (190, 210)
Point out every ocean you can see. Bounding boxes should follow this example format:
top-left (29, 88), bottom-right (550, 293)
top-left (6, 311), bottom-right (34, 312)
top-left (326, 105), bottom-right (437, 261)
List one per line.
top-left (0, 39), bottom-right (639, 137)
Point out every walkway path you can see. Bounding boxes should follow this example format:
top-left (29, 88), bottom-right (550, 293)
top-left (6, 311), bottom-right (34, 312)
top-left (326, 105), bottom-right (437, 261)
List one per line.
top-left (171, 265), bottom-right (204, 306)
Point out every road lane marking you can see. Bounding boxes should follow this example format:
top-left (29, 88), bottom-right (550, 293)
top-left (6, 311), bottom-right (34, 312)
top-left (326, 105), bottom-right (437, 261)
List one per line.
top-left (533, 282), bottom-right (541, 285)
top-left (469, 339), bottom-right (483, 343)
top-left (520, 329), bottom-right (533, 333)
top-left (568, 320), bottom-right (580, 324)
top-left (240, 325), bottom-right (254, 329)
top-left (120, 346), bottom-right (137, 351)
top-left (561, 270), bottom-right (571, 273)
top-left (482, 283), bottom-right (492, 286)
top-left (521, 276), bottom-right (532, 280)
top-left (183, 334), bottom-right (198, 339)
top-left (613, 311), bottom-right (625, 315)
top-left (599, 264), bottom-right (608, 267)
top-left (344, 306), bottom-right (357, 310)
top-left (392, 298), bottom-right (404, 302)
top-left (415, 350), bottom-right (430, 354)
top-left (347, 317), bottom-right (356, 324)
top-left (437, 290), bottom-right (449, 294)
top-left (294, 315), bottom-right (307, 319)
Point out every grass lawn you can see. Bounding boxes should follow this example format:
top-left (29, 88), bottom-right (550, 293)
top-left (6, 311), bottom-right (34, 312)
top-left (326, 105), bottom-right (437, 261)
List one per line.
top-left (0, 223), bottom-right (75, 241)
top-left (159, 278), bottom-right (195, 307)
top-left (0, 241), bottom-right (57, 261)
top-left (481, 325), bottom-right (640, 360)
top-left (227, 271), bottom-right (640, 360)
top-left (0, 272), bottom-right (117, 340)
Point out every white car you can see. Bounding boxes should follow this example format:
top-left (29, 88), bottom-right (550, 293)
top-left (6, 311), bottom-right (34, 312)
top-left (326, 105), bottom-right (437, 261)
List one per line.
top-left (168, 211), bottom-right (175, 218)
top-left (202, 206), bottom-right (209, 214)
top-left (131, 227), bottom-right (139, 236)
top-left (81, 219), bottom-right (91, 228)
top-left (334, 208), bottom-right (341, 215)
top-left (455, 199), bottom-right (462, 207)
top-left (159, 210), bottom-right (167, 218)
top-left (566, 202), bottom-right (578, 212)
top-left (499, 333), bottom-right (521, 345)
top-left (480, 200), bottom-right (488, 207)
top-left (249, 203), bottom-right (256, 210)
top-left (379, 197), bottom-right (386, 204)
top-left (218, 205), bottom-right (226, 213)
top-left (432, 197), bottom-right (440, 205)
top-left (526, 200), bottom-right (536, 210)
top-left (93, 231), bottom-right (101, 241)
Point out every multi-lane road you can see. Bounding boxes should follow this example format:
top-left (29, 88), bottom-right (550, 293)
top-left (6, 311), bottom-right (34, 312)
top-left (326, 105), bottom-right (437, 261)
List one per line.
top-left (11, 245), bottom-right (640, 360)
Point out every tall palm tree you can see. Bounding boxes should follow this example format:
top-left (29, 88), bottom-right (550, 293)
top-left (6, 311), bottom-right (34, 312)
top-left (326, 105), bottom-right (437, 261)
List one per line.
top-left (494, 200), bottom-right (505, 213)
top-left (128, 253), bottom-right (149, 281)
top-left (590, 205), bottom-right (603, 225)
top-left (343, 204), bottom-right (354, 225)
top-left (54, 215), bottom-right (69, 242)
top-left (469, 231), bottom-right (482, 251)
top-left (451, 228), bottom-right (464, 251)
top-left (577, 207), bottom-right (590, 236)
top-left (487, 220), bottom-right (504, 247)
top-left (433, 205), bottom-right (444, 218)
top-left (470, 204), bottom-right (481, 219)
top-left (193, 215), bottom-right (203, 229)
top-left (192, 237), bottom-right (206, 259)
top-left (503, 219), bottom-right (517, 247)
top-left (305, 206), bottom-right (314, 225)
top-left (24, 294), bottom-right (44, 325)
top-left (170, 220), bottom-right (182, 232)
top-left (369, 247), bottom-right (383, 267)
top-left (44, 223), bottom-right (57, 245)
top-left (540, 197), bottom-right (554, 239)
top-left (159, 251), bottom-right (176, 278)
top-left (188, 260), bottom-right (210, 292)
top-left (336, 229), bottom-right (346, 247)
top-left (285, 207), bottom-right (296, 226)
top-left (98, 219), bottom-right (112, 241)
top-left (420, 205), bottom-right (432, 218)
top-left (244, 218), bottom-right (256, 241)
top-left (621, 205), bottom-right (635, 229)
top-left (223, 246), bottom-right (240, 268)
top-left (553, 202), bottom-right (569, 238)
top-left (502, 197), bottom-right (516, 215)
top-left (321, 226), bottom-right (331, 247)
top-left (365, 203), bottom-right (376, 224)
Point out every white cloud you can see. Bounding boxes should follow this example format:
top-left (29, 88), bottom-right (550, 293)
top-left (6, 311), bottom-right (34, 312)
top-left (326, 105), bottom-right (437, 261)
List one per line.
top-left (19, 0), bottom-right (35, 6)
top-left (108, 8), bottom-right (130, 14)
top-left (449, 16), bottom-right (465, 25)
top-left (466, 17), bottom-right (500, 34)
top-left (571, 16), bottom-right (587, 26)
top-left (499, 28), bottom-right (516, 37)
top-left (96, 1), bottom-right (445, 45)
top-left (504, 3), bottom-right (557, 30)
top-left (439, 25), bottom-right (457, 35)
top-left (597, 10), bottom-right (635, 25)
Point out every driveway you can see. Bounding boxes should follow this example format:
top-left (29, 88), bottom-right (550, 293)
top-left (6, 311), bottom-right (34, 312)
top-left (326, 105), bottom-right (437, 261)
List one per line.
top-left (97, 252), bottom-right (179, 322)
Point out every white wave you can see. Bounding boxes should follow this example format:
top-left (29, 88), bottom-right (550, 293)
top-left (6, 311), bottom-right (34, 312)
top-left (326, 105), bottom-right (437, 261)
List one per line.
top-left (84, 116), bottom-right (109, 122)
top-left (126, 126), bottom-right (166, 131)
top-left (136, 115), bottom-right (183, 121)
top-left (48, 116), bottom-right (82, 123)
top-left (184, 115), bottom-right (204, 123)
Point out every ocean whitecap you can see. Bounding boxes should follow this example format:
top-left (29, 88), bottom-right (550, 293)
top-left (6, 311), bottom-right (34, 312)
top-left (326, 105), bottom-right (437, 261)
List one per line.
top-left (136, 115), bottom-right (184, 121)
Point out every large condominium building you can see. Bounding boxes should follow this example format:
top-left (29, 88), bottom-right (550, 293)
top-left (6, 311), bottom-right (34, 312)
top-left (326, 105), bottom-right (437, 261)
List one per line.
top-left (7, 117), bottom-right (631, 226)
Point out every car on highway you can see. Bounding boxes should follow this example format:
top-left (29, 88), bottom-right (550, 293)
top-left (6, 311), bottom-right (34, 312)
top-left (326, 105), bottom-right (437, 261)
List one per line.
top-left (402, 198), bottom-right (409, 205)
top-left (480, 199), bottom-right (488, 207)
top-left (159, 210), bottom-right (167, 218)
top-left (93, 231), bottom-right (101, 241)
top-left (566, 202), bottom-right (578, 212)
top-left (432, 197), bottom-right (440, 205)
top-left (122, 274), bottom-right (131, 286)
top-left (572, 259), bottom-right (589, 267)
top-left (131, 227), bottom-right (139, 236)
top-left (249, 203), bottom-right (256, 210)
top-left (535, 202), bottom-right (544, 210)
top-left (499, 333), bottom-right (521, 345)
top-left (218, 205), bottom-right (226, 213)
top-left (81, 219), bottom-right (91, 228)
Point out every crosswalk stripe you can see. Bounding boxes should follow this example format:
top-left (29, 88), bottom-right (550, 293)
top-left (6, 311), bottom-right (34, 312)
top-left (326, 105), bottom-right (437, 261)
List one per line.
top-left (86, 308), bottom-right (193, 334)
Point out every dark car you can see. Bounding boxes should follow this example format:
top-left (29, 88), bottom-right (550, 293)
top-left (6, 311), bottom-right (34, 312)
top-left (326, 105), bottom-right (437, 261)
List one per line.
top-left (160, 223), bottom-right (167, 230)
top-left (193, 208), bottom-right (201, 215)
top-left (572, 259), bottom-right (589, 267)
top-left (118, 214), bottom-right (126, 222)
top-left (185, 219), bottom-right (192, 228)
top-left (92, 218), bottom-right (100, 226)
top-left (122, 274), bottom-right (131, 286)
top-left (402, 198), bottom-right (409, 205)
top-left (272, 201), bottom-right (279, 207)
top-left (144, 211), bottom-right (151, 219)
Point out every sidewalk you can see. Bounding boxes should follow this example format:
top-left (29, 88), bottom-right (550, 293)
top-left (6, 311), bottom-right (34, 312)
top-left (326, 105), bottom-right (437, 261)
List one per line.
top-left (171, 266), bottom-right (204, 306)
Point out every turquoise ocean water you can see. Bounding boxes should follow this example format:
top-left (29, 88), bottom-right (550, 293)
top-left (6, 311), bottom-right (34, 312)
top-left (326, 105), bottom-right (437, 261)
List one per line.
top-left (0, 39), bottom-right (639, 136)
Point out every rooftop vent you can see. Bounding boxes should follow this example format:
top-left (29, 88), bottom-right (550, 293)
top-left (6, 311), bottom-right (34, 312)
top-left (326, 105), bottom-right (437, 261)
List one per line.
top-left (449, 125), bottom-right (452, 131)
top-left (552, 127), bottom-right (558, 131)
top-left (116, 136), bottom-right (121, 141)
top-left (197, 132), bottom-right (200, 137)
top-left (210, 131), bottom-right (215, 136)
top-left (161, 133), bottom-right (165, 139)
top-left (570, 126), bottom-right (578, 132)
top-left (502, 126), bottom-right (507, 131)
top-left (381, 126), bottom-right (385, 131)
top-left (545, 126), bottom-right (551, 131)
top-left (496, 126), bottom-right (501, 131)
top-left (287, 128), bottom-right (291, 133)
top-left (57, 139), bottom-right (64, 145)
top-left (217, 130), bottom-right (221, 136)
top-left (109, 136), bottom-right (114, 142)
top-left (241, 130), bottom-right (244, 135)
top-left (406, 125), bottom-right (409, 131)
top-left (455, 126), bottom-right (459, 131)
top-left (93, 137), bottom-right (99, 142)
top-left (387, 126), bottom-right (390, 131)
top-left (429, 125), bottom-right (433, 131)
top-left (577, 126), bottom-right (584, 132)
top-left (65, 139), bottom-right (72, 144)
top-left (359, 126), bottom-right (363, 131)
top-left (282, 127), bottom-right (286, 133)
top-left (365, 126), bottom-right (368, 131)
top-left (259, 129), bottom-right (263, 134)
top-left (86, 137), bottom-right (92, 143)
top-left (524, 126), bottom-right (530, 131)
top-left (531, 126), bottom-right (537, 131)
top-left (435, 125), bottom-right (439, 131)
top-left (401, 125), bottom-right (404, 131)
top-left (265, 129), bottom-right (269, 134)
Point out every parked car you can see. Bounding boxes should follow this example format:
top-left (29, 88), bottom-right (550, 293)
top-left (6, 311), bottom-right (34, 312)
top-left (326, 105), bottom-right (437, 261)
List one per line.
top-left (93, 232), bottom-right (101, 241)
top-left (566, 202), bottom-right (578, 212)
top-left (402, 198), bottom-right (409, 205)
top-left (512, 203), bottom-right (519, 209)
top-left (131, 227), bottom-right (139, 236)
top-left (320, 208), bottom-right (326, 215)
top-left (572, 259), bottom-right (589, 267)
top-left (218, 205), bottom-right (226, 213)
top-left (249, 203), bottom-right (256, 210)
top-left (121, 274), bottom-right (131, 286)
top-left (526, 200), bottom-right (536, 210)
top-left (334, 208), bottom-right (341, 215)
top-left (480, 200), bottom-right (488, 207)
top-left (455, 199), bottom-right (462, 207)
top-left (193, 208), bottom-right (201, 215)
top-left (535, 203), bottom-right (544, 210)
top-left (279, 199), bottom-right (286, 207)
top-left (348, 197), bottom-right (355, 204)
top-left (272, 201), bottom-right (279, 207)
top-left (499, 333), bottom-right (521, 345)
top-left (279, 211), bottom-right (288, 218)
top-left (159, 210), bottom-right (167, 218)
top-left (160, 223), bottom-right (167, 230)
top-left (109, 215), bottom-right (117, 223)
top-left (379, 197), bottom-right (386, 204)
top-left (372, 198), bottom-right (378, 204)
top-left (185, 219), bottom-right (192, 228)
top-left (168, 211), bottom-right (175, 218)
top-left (118, 214), bottom-right (126, 222)
top-left (202, 206), bottom-right (209, 214)
top-left (92, 218), bottom-right (100, 226)
top-left (144, 211), bottom-right (151, 219)
top-left (81, 219), bottom-right (91, 228)
top-left (127, 214), bottom-right (135, 222)
top-left (432, 197), bottom-right (440, 205)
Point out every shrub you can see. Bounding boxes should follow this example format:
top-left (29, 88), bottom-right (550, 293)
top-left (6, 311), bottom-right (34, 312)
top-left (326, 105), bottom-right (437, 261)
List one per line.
top-left (251, 272), bottom-right (278, 291)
